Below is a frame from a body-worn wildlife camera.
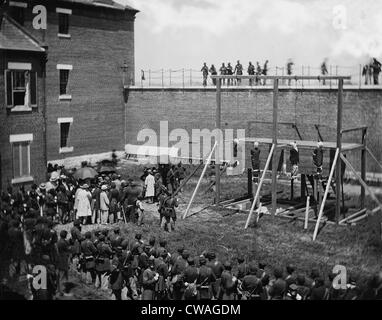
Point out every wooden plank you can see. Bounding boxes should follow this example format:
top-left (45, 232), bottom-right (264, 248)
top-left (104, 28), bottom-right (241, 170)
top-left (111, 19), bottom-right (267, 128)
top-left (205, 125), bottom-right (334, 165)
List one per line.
top-left (340, 154), bottom-right (382, 212)
top-left (339, 209), bottom-right (367, 224)
top-left (304, 196), bottom-right (310, 230)
top-left (341, 126), bottom-right (368, 134)
top-left (244, 144), bottom-right (275, 229)
top-left (183, 142), bottom-right (217, 219)
top-left (349, 213), bottom-right (368, 224)
top-left (272, 79), bottom-right (279, 216)
top-left (313, 148), bottom-right (339, 241)
top-left (366, 146), bottom-right (382, 172)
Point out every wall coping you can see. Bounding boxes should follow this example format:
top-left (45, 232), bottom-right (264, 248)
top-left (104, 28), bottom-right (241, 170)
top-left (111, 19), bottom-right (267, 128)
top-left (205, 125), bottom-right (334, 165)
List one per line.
top-left (127, 85), bottom-right (382, 92)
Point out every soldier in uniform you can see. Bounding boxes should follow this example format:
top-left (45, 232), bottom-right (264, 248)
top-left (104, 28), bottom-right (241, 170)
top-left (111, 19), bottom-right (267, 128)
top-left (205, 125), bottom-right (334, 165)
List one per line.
top-left (196, 256), bottom-right (215, 300)
top-left (226, 62), bottom-right (233, 86)
top-left (220, 261), bottom-right (238, 300)
top-left (142, 257), bottom-right (159, 300)
top-left (110, 227), bottom-right (122, 250)
top-left (183, 257), bottom-right (199, 300)
top-left (247, 62), bottom-right (255, 86)
top-left (256, 62), bottom-right (262, 85)
top-left (286, 58), bottom-right (294, 86)
top-left (171, 250), bottom-right (189, 300)
top-left (56, 230), bottom-right (71, 295)
top-left (219, 63), bottom-right (227, 85)
top-left (155, 249), bottom-right (170, 300)
top-left (206, 252), bottom-right (224, 299)
top-left (201, 62), bottom-right (209, 87)
top-left (158, 186), bottom-right (178, 232)
top-left (80, 231), bottom-right (98, 286)
top-left (109, 247), bottom-right (125, 300)
top-left (321, 59), bottom-right (328, 85)
top-left (372, 57), bottom-right (381, 85)
top-left (69, 219), bottom-right (83, 273)
top-left (285, 264), bottom-right (297, 286)
top-left (268, 267), bottom-right (287, 300)
top-left (209, 64), bottom-right (217, 86)
top-left (121, 180), bottom-right (143, 224)
top-left (262, 60), bottom-right (269, 85)
top-left (234, 60), bottom-right (243, 85)
top-left (95, 234), bottom-right (113, 290)
top-left (239, 262), bottom-right (264, 300)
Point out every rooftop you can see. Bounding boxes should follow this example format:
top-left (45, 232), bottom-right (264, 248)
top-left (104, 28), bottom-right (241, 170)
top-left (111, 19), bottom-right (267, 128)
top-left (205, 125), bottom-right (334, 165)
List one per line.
top-left (59, 0), bottom-right (139, 12)
top-left (0, 15), bottom-right (45, 52)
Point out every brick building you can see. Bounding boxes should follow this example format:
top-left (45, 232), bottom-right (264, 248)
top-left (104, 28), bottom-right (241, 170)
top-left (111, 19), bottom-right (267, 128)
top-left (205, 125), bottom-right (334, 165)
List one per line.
top-left (0, 0), bottom-right (138, 190)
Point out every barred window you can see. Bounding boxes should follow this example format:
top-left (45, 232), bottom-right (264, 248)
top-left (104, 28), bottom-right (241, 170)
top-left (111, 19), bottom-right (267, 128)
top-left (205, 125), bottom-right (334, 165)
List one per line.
top-left (58, 13), bottom-right (69, 35)
top-left (59, 69), bottom-right (70, 95)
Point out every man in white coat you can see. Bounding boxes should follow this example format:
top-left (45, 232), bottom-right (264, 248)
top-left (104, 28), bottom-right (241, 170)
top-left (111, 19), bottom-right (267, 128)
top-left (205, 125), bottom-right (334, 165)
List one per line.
top-left (74, 184), bottom-right (92, 225)
top-left (99, 184), bottom-right (110, 225)
top-left (144, 170), bottom-right (155, 204)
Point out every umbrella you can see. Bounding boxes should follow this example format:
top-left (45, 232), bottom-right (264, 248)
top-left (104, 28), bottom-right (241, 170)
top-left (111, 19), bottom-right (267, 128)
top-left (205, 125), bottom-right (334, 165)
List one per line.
top-left (73, 166), bottom-right (98, 180)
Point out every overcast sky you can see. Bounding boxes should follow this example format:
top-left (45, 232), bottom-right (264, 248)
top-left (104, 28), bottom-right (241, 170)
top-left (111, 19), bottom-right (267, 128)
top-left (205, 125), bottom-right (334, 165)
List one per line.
top-left (117, 0), bottom-right (382, 74)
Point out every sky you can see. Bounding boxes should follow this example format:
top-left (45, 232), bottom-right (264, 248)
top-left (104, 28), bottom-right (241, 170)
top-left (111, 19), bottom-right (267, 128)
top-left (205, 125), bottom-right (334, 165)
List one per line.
top-left (116, 0), bottom-right (382, 74)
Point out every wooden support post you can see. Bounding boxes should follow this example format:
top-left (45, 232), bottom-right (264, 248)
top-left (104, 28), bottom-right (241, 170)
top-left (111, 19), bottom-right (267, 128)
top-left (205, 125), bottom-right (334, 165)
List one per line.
top-left (244, 144), bottom-right (275, 229)
top-left (301, 174), bottom-right (307, 200)
top-left (247, 168), bottom-right (253, 198)
top-left (339, 208), bottom-right (367, 224)
top-left (272, 79), bottom-right (279, 216)
top-left (340, 154), bottom-right (382, 213)
top-left (290, 179), bottom-right (294, 201)
top-left (216, 78), bottom-right (222, 205)
top-left (313, 148), bottom-right (339, 241)
top-left (361, 128), bottom-right (367, 208)
top-left (183, 143), bottom-right (217, 219)
top-left (336, 79), bottom-right (343, 224)
top-left (304, 196), bottom-right (310, 230)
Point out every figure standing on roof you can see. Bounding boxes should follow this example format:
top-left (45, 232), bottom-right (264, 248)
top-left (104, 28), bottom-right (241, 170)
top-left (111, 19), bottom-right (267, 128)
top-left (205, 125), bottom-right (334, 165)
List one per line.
top-left (286, 59), bottom-right (294, 86)
top-left (209, 64), bottom-right (217, 86)
top-left (201, 62), bottom-right (209, 87)
top-left (219, 63), bottom-right (227, 85)
top-left (234, 60), bottom-right (243, 85)
top-left (320, 59), bottom-right (328, 85)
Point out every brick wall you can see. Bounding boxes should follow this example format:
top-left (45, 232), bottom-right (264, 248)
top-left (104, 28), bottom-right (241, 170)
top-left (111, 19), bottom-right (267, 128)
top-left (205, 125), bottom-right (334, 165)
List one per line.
top-left (23, 1), bottom-right (136, 162)
top-left (0, 51), bottom-right (46, 189)
top-left (126, 88), bottom-right (382, 175)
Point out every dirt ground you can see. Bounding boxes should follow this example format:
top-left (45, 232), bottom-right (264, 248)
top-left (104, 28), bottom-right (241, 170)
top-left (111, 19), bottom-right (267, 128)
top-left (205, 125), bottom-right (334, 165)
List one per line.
top-left (59, 161), bottom-right (382, 299)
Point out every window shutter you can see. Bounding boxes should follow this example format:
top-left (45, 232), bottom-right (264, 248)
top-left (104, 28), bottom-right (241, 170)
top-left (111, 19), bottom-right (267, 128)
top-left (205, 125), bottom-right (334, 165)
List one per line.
top-left (5, 70), bottom-right (13, 107)
top-left (30, 71), bottom-right (37, 106)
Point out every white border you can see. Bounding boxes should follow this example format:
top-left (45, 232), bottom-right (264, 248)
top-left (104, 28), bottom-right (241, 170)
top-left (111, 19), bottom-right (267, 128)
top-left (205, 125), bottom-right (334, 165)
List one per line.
top-left (57, 117), bottom-right (73, 124)
top-left (8, 62), bottom-right (32, 70)
top-left (9, 133), bottom-right (33, 143)
top-left (9, 1), bottom-right (27, 8)
top-left (56, 8), bottom-right (72, 15)
top-left (57, 64), bottom-right (73, 70)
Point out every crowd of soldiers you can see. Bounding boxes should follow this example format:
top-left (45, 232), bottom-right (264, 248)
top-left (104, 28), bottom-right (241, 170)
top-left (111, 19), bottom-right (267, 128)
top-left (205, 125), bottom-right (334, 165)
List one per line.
top-left (1, 210), bottom-right (382, 300)
top-left (201, 60), bottom-right (269, 87)
top-left (362, 58), bottom-right (382, 85)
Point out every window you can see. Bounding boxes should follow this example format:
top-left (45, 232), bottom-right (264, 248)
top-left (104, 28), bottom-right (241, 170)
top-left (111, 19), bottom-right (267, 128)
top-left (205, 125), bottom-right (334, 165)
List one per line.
top-left (57, 64), bottom-right (73, 99)
top-left (58, 13), bottom-right (69, 35)
top-left (59, 70), bottom-right (69, 95)
top-left (5, 65), bottom-right (37, 110)
top-left (10, 134), bottom-right (33, 184)
top-left (58, 118), bottom-right (73, 153)
top-left (60, 122), bottom-right (70, 148)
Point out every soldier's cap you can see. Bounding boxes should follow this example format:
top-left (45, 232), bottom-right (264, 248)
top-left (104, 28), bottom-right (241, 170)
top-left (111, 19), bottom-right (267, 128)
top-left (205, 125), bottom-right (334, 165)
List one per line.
top-left (187, 257), bottom-right (194, 265)
top-left (159, 239), bottom-right (167, 247)
top-left (297, 274), bottom-right (306, 285)
top-left (121, 239), bottom-right (129, 250)
top-left (114, 227), bottom-right (120, 233)
top-left (258, 262), bottom-right (266, 270)
top-left (39, 183), bottom-right (46, 190)
top-left (161, 250), bottom-right (168, 259)
top-left (208, 252), bottom-right (216, 260)
top-left (199, 256), bottom-right (206, 265)
top-left (115, 246), bottom-right (123, 253)
top-left (177, 246), bottom-right (184, 254)
top-left (249, 262), bottom-right (258, 275)
top-left (101, 229), bottom-right (109, 236)
top-left (273, 267), bottom-right (284, 279)
top-left (181, 250), bottom-right (190, 260)
top-left (73, 219), bottom-right (81, 226)
top-left (135, 232), bottom-right (142, 240)
top-left (289, 284), bottom-right (298, 291)
top-left (60, 230), bottom-right (68, 238)
top-left (85, 231), bottom-right (92, 239)
top-left (286, 264), bottom-right (295, 274)
top-left (224, 261), bottom-right (232, 270)
top-left (99, 235), bottom-right (105, 241)
top-left (237, 256), bottom-right (245, 263)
